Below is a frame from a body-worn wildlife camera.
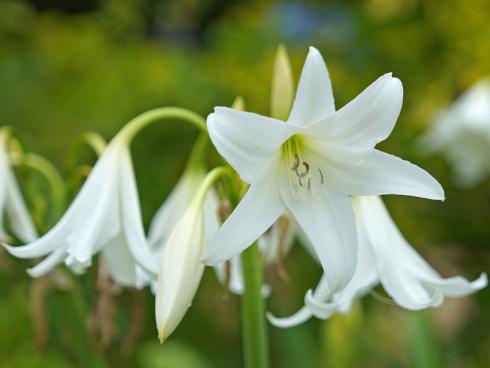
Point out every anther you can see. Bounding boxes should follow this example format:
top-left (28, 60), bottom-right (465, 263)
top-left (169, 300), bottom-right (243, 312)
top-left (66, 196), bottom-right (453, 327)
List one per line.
top-left (318, 169), bottom-right (324, 184)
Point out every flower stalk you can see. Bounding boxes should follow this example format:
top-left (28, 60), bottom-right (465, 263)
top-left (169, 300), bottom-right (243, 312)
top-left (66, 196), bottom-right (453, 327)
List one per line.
top-left (118, 107), bottom-right (207, 143)
top-left (241, 242), bottom-right (270, 368)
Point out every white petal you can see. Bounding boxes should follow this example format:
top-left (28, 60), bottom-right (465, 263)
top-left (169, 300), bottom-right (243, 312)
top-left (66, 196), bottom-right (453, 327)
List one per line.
top-left (288, 47), bottom-right (335, 126)
top-left (5, 170), bottom-right (38, 243)
top-left (267, 307), bottom-right (314, 328)
top-left (65, 180), bottom-right (119, 267)
top-left (102, 233), bottom-right (139, 288)
top-left (281, 183), bottom-right (357, 293)
top-left (357, 196), bottom-right (486, 310)
top-left (305, 219), bottom-right (379, 318)
top-left (203, 175), bottom-right (285, 266)
top-left (27, 247), bottom-right (66, 278)
top-left (4, 145), bottom-right (119, 259)
top-left (119, 149), bottom-right (159, 277)
top-left (156, 203), bottom-right (206, 341)
top-left (428, 273), bottom-right (488, 297)
top-left (304, 73), bottom-right (402, 151)
top-left (333, 150), bottom-right (444, 200)
top-left (148, 170), bottom-right (202, 248)
top-left (207, 107), bottom-right (291, 184)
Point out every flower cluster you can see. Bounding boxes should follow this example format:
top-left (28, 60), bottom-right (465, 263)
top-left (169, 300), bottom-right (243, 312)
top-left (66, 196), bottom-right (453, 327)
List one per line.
top-left (2, 46), bottom-right (486, 344)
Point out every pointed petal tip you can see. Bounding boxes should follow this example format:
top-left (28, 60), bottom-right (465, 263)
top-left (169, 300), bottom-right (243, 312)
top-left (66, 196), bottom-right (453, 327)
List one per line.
top-left (308, 46), bottom-right (320, 54)
top-left (474, 273), bottom-right (488, 290)
top-left (2, 242), bottom-right (26, 257)
top-left (158, 332), bottom-right (167, 344)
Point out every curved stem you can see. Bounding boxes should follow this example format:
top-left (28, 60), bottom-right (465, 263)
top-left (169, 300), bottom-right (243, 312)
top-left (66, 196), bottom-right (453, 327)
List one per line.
top-left (65, 132), bottom-right (107, 171)
top-left (117, 107), bottom-right (207, 144)
top-left (20, 153), bottom-right (66, 219)
top-left (195, 166), bottom-right (233, 207)
top-left (241, 243), bottom-right (269, 368)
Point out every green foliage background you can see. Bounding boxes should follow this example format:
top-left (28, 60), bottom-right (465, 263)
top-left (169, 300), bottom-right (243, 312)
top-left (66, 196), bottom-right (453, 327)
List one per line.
top-left (0, 0), bottom-right (489, 367)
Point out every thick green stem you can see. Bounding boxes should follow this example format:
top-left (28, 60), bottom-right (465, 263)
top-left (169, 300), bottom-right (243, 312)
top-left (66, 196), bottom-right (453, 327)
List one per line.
top-left (241, 242), bottom-right (270, 368)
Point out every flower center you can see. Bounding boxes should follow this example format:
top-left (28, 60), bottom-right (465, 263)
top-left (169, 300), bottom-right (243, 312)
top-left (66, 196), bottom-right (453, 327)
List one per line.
top-left (282, 136), bottom-right (325, 196)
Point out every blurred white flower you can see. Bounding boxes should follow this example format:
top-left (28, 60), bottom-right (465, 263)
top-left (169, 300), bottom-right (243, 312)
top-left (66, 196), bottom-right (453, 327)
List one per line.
top-left (0, 128), bottom-right (38, 243)
top-left (4, 135), bottom-right (157, 285)
top-left (155, 167), bottom-right (227, 342)
top-left (269, 196), bottom-right (487, 327)
top-left (421, 79), bottom-right (490, 187)
top-left (204, 46), bottom-right (444, 296)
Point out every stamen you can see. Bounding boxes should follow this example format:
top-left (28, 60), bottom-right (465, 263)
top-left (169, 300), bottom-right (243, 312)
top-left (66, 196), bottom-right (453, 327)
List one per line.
top-left (318, 169), bottom-right (324, 184)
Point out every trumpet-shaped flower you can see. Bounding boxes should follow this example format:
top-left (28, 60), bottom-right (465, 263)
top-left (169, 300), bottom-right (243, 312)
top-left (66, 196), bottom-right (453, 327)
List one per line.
top-left (155, 168), bottom-right (226, 342)
top-left (270, 196), bottom-right (487, 327)
top-left (4, 136), bottom-right (156, 285)
top-left (421, 78), bottom-right (490, 187)
top-left (0, 128), bottom-right (38, 243)
top-left (204, 46), bottom-right (444, 294)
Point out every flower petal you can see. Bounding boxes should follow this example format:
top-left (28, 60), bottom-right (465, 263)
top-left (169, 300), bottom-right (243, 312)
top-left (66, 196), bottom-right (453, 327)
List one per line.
top-left (207, 107), bottom-right (290, 184)
top-left (148, 171), bottom-right (202, 248)
top-left (304, 73), bottom-right (402, 151)
top-left (27, 247), bottom-right (66, 278)
top-left (305, 215), bottom-right (379, 318)
top-left (119, 149), bottom-right (159, 277)
top-left (6, 171), bottom-right (38, 243)
top-left (267, 307), bottom-right (314, 328)
top-left (288, 47), bottom-right (335, 126)
top-left (427, 273), bottom-right (488, 297)
top-left (102, 233), bottom-right (139, 288)
top-left (281, 184), bottom-right (357, 293)
top-left (203, 176), bottom-right (285, 266)
top-left (333, 150), bottom-right (444, 200)
top-left (357, 196), bottom-right (485, 310)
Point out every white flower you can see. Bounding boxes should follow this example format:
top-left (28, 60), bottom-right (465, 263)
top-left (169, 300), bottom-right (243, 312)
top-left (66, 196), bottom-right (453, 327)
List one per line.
top-left (270, 196), bottom-right (487, 327)
top-left (421, 78), bottom-right (490, 187)
top-left (0, 128), bottom-right (38, 243)
top-left (148, 165), bottom-right (293, 295)
top-left (203, 46), bottom-right (444, 295)
top-left (4, 135), bottom-right (157, 285)
top-left (155, 167), bottom-right (226, 342)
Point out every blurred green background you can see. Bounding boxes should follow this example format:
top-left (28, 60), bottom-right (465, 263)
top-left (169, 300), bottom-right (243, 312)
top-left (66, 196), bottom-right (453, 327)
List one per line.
top-left (0, 0), bottom-right (489, 367)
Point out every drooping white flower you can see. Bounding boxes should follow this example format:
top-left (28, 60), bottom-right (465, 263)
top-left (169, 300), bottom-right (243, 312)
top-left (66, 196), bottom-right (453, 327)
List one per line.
top-left (270, 196), bottom-right (487, 327)
top-left (204, 46), bottom-right (444, 295)
top-left (155, 167), bottom-right (227, 342)
top-left (4, 135), bottom-right (157, 285)
top-left (0, 128), bottom-right (38, 243)
top-left (421, 78), bottom-right (490, 187)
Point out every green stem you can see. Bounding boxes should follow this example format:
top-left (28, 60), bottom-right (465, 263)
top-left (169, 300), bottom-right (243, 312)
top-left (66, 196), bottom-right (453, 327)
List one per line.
top-left (20, 153), bottom-right (66, 219)
top-left (65, 132), bottom-right (107, 171)
top-left (117, 107), bottom-right (207, 143)
top-left (241, 242), bottom-right (270, 368)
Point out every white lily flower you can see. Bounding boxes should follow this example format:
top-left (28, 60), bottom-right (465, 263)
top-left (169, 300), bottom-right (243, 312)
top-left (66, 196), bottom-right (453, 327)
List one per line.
top-left (4, 135), bottom-right (156, 285)
top-left (421, 78), bottom-right (490, 187)
top-left (270, 196), bottom-right (487, 328)
top-left (155, 167), bottom-right (227, 342)
top-left (148, 163), bottom-right (291, 296)
top-left (0, 128), bottom-right (38, 243)
top-left (204, 46), bottom-right (444, 294)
